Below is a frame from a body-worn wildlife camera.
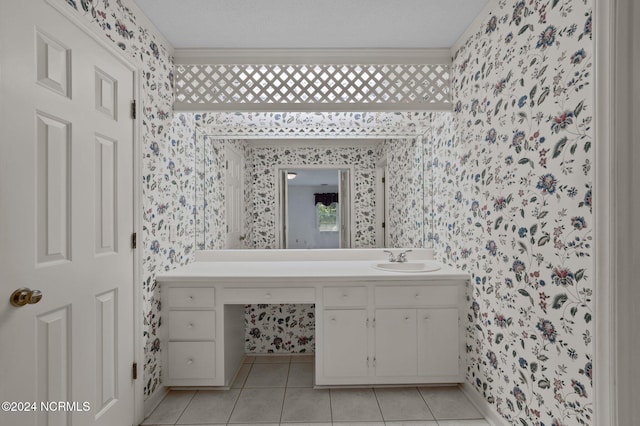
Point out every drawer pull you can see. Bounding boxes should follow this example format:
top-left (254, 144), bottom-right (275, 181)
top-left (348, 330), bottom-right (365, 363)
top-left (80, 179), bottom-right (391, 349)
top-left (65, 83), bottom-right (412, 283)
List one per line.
top-left (264, 293), bottom-right (272, 299)
top-left (414, 293), bottom-right (420, 298)
top-left (188, 322), bottom-right (194, 328)
top-left (330, 316), bottom-right (336, 322)
top-left (424, 315), bottom-right (431, 320)
top-left (404, 316), bottom-right (411, 321)
top-left (186, 358), bottom-right (194, 365)
top-left (188, 296), bottom-right (194, 301)
top-left (341, 293), bottom-right (348, 299)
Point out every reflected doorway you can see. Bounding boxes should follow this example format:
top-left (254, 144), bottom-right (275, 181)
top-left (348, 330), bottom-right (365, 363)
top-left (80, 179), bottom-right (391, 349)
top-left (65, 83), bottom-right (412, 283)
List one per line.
top-left (278, 167), bottom-right (352, 249)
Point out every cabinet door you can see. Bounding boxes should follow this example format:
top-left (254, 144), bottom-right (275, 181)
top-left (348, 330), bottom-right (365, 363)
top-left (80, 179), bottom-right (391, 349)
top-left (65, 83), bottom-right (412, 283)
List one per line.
top-left (323, 309), bottom-right (368, 377)
top-left (418, 308), bottom-right (460, 377)
top-left (374, 309), bottom-right (417, 377)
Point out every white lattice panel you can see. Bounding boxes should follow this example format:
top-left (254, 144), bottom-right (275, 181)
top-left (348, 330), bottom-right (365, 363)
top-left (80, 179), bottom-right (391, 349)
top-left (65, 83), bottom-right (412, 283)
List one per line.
top-left (175, 64), bottom-right (451, 111)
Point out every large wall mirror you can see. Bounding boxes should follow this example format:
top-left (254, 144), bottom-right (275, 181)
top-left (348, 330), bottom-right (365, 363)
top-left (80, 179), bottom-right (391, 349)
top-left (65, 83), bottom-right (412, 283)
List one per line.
top-left (194, 129), bottom-right (434, 250)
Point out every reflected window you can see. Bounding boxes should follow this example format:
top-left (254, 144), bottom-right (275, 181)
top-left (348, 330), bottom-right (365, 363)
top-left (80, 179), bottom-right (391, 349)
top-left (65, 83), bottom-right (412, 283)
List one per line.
top-left (317, 202), bottom-right (338, 232)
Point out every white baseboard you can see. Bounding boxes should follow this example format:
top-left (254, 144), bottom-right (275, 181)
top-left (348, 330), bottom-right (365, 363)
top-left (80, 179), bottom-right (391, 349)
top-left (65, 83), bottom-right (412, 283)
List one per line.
top-left (143, 385), bottom-right (170, 420)
top-left (460, 382), bottom-right (510, 426)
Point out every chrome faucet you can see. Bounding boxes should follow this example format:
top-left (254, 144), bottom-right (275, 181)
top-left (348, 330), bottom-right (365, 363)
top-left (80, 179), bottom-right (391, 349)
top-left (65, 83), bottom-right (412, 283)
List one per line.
top-left (397, 249), bottom-right (412, 263)
top-left (383, 249), bottom-right (413, 263)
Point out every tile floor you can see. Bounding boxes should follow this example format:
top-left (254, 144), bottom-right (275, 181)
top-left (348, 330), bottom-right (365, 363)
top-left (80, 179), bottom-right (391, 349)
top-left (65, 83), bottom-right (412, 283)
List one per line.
top-left (142, 355), bottom-right (489, 426)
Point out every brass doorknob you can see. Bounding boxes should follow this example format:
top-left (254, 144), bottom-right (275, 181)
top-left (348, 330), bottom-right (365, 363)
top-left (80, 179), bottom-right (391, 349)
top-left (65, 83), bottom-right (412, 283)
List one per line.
top-left (10, 288), bottom-right (43, 307)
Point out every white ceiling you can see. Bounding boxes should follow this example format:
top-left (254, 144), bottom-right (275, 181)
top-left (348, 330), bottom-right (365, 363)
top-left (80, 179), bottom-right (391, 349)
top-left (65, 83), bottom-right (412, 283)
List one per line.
top-left (133, 0), bottom-right (489, 49)
top-left (287, 169), bottom-right (339, 186)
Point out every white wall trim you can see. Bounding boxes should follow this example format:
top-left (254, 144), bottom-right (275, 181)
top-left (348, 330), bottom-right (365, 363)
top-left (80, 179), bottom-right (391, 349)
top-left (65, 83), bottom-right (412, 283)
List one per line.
top-left (174, 48), bottom-right (452, 65)
top-left (593, 0), bottom-right (616, 424)
top-left (246, 138), bottom-right (383, 148)
top-left (459, 382), bottom-right (510, 426)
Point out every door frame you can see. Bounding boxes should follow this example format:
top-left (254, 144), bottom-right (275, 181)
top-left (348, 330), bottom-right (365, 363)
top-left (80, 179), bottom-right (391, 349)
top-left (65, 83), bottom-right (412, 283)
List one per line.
top-left (44, 1), bottom-right (145, 424)
top-left (593, 0), bottom-right (638, 425)
top-left (275, 164), bottom-right (355, 249)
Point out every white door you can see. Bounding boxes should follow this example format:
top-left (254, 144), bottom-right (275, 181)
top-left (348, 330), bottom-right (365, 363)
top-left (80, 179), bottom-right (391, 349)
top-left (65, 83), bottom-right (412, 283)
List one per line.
top-left (225, 146), bottom-right (245, 248)
top-left (374, 309), bottom-right (418, 377)
top-left (0, 2), bottom-right (136, 426)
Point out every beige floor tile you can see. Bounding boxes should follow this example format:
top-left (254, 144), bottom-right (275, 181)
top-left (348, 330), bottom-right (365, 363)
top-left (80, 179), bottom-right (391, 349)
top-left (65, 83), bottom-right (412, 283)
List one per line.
top-left (375, 388), bottom-right (434, 421)
top-left (228, 388), bottom-right (285, 423)
top-left (418, 387), bottom-right (483, 420)
top-left (436, 420), bottom-right (491, 426)
top-left (286, 362), bottom-right (314, 387)
top-left (384, 422), bottom-right (439, 426)
top-left (176, 389), bottom-right (240, 424)
top-left (142, 390), bottom-right (195, 425)
top-left (245, 363), bottom-right (289, 388)
top-left (281, 388), bottom-right (331, 423)
top-left (252, 355), bottom-right (292, 363)
top-left (232, 364), bottom-right (252, 389)
top-left (290, 354), bottom-right (315, 363)
top-left (330, 388), bottom-right (383, 422)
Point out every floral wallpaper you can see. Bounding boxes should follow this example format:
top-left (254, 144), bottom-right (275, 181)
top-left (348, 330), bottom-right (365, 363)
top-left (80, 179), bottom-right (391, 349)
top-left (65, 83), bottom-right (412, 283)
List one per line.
top-left (245, 304), bottom-right (316, 353)
top-left (432, 0), bottom-right (594, 424)
top-left (197, 111), bottom-right (432, 138)
top-left (379, 137), bottom-right (427, 248)
top-left (63, 0), bottom-right (197, 400)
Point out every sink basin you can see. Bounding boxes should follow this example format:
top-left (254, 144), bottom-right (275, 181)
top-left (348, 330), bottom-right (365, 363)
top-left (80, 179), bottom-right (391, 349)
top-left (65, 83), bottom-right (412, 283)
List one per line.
top-left (373, 261), bottom-right (441, 273)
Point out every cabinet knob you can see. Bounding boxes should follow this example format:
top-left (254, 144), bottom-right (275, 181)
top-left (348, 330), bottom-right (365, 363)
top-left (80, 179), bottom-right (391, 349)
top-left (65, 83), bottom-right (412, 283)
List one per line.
top-left (186, 358), bottom-right (194, 365)
top-left (188, 322), bottom-right (194, 328)
top-left (188, 296), bottom-right (194, 301)
top-left (404, 316), bottom-right (410, 321)
top-left (414, 293), bottom-right (420, 298)
top-left (424, 315), bottom-right (431, 320)
top-left (330, 317), bottom-right (336, 322)
top-left (264, 293), bottom-right (272, 299)
top-left (341, 293), bottom-right (348, 299)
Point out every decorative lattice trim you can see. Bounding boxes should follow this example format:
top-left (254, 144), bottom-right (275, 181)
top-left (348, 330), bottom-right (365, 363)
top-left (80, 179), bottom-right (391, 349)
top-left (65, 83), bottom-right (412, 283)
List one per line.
top-left (175, 64), bottom-right (451, 111)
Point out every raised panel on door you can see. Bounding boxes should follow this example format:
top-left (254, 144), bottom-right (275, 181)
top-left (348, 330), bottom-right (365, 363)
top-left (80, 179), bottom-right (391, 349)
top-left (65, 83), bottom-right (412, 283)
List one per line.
top-left (417, 308), bottom-right (460, 377)
top-left (374, 309), bottom-right (417, 377)
top-left (0, 2), bottom-right (135, 425)
top-left (323, 309), bottom-right (368, 377)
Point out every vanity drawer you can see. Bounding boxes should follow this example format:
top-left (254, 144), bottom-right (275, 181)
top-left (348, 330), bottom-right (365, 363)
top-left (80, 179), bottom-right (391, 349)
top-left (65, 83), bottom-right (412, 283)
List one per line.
top-left (323, 286), bottom-right (367, 307)
top-left (223, 287), bottom-right (315, 303)
top-left (168, 341), bottom-right (216, 380)
top-left (375, 285), bottom-right (458, 307)
top-left (168, 287), bottom-right (215, 308)
top-left (169, 311), bottom-right (216, 340)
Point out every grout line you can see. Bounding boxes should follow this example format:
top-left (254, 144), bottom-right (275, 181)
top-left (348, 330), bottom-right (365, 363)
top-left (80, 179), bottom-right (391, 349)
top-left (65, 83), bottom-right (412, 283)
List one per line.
top-left (173, 390), bottom-right (198, 426)
top-left (328, 388), bottom-right (334, 424)
top-left (227, 363), bottom-right (253, 424)
top-left (372, 387), bottom-right (386, 422)
top-left (417, 386), bottom-right (437, 421)
top-left (278, 359), bottom-right (291, 423)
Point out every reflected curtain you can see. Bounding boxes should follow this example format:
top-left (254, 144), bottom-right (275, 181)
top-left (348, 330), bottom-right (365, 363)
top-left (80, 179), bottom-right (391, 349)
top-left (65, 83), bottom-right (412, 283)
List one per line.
top-left (314, 192), bottom-right (338, 206)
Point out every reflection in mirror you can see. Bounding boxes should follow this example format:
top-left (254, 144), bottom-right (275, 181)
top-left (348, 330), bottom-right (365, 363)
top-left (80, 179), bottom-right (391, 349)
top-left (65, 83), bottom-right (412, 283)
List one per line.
top-left (195, 133), bottom-right (433, 250)
top-left (278, 168), bottom-right (351, 249)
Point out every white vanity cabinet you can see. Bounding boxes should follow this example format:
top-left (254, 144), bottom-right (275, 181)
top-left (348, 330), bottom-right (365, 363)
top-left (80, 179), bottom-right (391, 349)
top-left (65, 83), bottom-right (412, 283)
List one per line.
top-left (157, 251), bottom-right (468, 389)
top-left (316, 281), bottom-right (465, 386)
top-left (164, 287), bottom-right (218, 386)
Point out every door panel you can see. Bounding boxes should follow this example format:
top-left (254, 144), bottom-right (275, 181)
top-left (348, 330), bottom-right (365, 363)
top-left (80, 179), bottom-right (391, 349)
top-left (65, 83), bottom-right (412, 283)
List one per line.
top-left (0, 2), bottom-right (135, 425)
top-left (374, 309), bottom-right (417, 377)
top-left (323, 310), bottom-right (368, 377)
top-left (417, 308), bottom-right (460, 377)
top-left (225, 146), bottom-right (245, 248)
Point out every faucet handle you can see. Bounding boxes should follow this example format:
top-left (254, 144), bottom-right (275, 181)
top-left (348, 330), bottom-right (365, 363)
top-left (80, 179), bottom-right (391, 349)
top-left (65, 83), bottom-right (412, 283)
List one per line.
top-left (397, 249), bottom-right (413, 263)
top-left (383, 250), bottom-right (397, 262)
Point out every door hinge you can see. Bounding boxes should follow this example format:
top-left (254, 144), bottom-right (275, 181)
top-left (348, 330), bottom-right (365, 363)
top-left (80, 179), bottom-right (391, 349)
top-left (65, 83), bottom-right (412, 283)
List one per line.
top-left (131, 232), bottom-right (137, 249)
top-left (382, 176), bottom-right (385, 183)
top-left (132, 362), bottom-right (138, 380)
top-left (130, 100), bottom-right (137, 119)
top-left (382, 222), bottom-right (386, 229)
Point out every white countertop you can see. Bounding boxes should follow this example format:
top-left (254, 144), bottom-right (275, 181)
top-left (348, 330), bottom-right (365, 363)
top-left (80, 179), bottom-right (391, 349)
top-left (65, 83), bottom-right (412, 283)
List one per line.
top-left (156, 260), bottom-right (469, 283)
